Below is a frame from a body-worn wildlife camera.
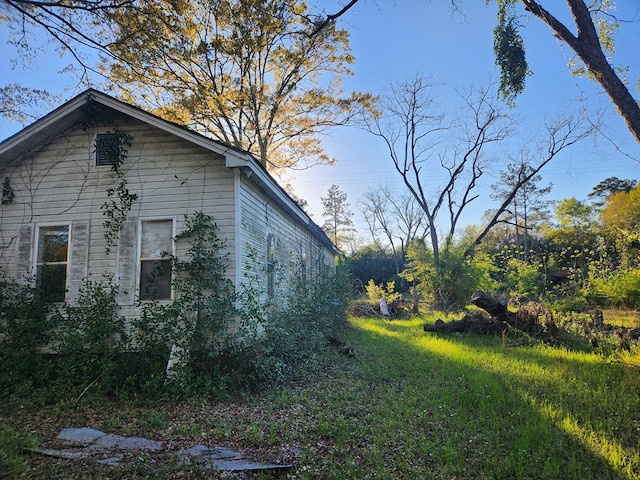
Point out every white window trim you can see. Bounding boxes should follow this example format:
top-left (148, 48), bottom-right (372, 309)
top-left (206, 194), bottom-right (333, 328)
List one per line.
top-left (266, 232), bottom-right (276, 298)
top-left (136, 217), bottom-right (177, 302)
top-left (32, 222), bottom-right (72, 302)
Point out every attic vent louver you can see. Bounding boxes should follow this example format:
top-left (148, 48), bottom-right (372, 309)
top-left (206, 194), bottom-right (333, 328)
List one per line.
top-left (95, 132), bottom-right (119, 166)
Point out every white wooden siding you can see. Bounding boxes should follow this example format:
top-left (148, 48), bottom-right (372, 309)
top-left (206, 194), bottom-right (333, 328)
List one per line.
top-left (238, 176), bottom-right (334, 304)
top-left (0, 109), bottom-right (336, 323)
top-left (0, 119), bottom-right (236, 305)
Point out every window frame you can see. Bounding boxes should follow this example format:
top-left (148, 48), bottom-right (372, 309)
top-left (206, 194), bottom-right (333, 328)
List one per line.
top-left (137, 217), bottom-right (176, 302)
top-left (266, 233), bottom-right (276, 298)
top-left (33, 223), bottom-right (71, 302)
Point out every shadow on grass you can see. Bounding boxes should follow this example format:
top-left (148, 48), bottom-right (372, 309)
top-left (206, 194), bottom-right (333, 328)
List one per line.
top-left (342, 317), bottom-right (639, 479)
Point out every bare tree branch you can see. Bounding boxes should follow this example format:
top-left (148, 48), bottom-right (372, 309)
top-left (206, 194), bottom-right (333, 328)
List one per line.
top-left (307, 0), bottom-right (360, 36)
top-left (467, 111), bottom-right (593, 254)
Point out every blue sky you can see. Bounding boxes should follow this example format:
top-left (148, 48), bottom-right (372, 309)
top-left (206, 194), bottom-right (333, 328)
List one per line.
top-left (1, 0), bottom-right (640, 239)
top-left (289, 1), bottom-right (640, 234)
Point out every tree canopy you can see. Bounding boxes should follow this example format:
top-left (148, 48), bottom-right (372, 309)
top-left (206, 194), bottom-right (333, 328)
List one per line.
top-left (99, 0), bottom-right (375, 172)
top-left (1, 0), bottom-right (376, 173)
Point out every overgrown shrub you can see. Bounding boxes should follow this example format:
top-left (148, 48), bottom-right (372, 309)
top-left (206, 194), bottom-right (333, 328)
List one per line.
top-left (403, 241), bottom-right (496, 312)
top-left (502, 258), bottom-right (545, 300)
top-left (133, 212), bottom-right (238, 387)
top-left (0, 276), bottom-right (56, 400)
top-left (585, 265), bottom-right (640, 308)
top-left (365, 279), bottom-right (401, 305)
top-left (0, 275), bottom-right (54, 353)
top-left (230, 258), bottom-right (350, 390)
top-left (50, 280), bottom-right (131, 396)
top-left (1, 212), bottom-right (350, 401)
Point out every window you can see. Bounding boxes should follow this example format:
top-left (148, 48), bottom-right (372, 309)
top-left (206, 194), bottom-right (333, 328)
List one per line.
top-left (95, 132), bottom-right (119, 167)
top-left (300, 252), bottom-right (307, 287)
top-left (35, 225), bottom-right (70, 302)
top-left (139, 219), bottom-right (173, 301)
top-left (266, 234), bottom-right (275, 297)
top-left (289, 250), bottom-right (296, 274)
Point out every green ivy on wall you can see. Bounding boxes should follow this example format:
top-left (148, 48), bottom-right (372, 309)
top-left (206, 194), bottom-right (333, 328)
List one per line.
top-left (2, 177), bottom-right (15, 205)
top-left (98, 128), bottom-right (138, 254)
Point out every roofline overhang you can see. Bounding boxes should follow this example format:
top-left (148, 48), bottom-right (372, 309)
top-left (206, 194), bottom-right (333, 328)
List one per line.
top-left (0, 88), bottom-right (339, 255)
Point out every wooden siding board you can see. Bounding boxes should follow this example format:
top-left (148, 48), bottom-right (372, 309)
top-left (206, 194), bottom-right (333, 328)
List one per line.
top-left (0, 121), bottom-right (238, 291)
top-left (0, 105), bottom-right (334, 326)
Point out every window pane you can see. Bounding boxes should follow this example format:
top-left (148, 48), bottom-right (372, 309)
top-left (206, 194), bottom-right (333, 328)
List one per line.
top-left (37, 264), bottom-right (67, 302)
top-left (37, 226), bottom-right (69, 263)
top-left (141, 220), bottom-right (173, 258)
top-left (140, 259), bottom-right (172, 300)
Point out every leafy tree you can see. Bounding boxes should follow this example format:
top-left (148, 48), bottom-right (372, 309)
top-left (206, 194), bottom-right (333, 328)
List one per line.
top-left (543, 197), bottom-right (599, 287)
top-left (490, 160), bottom-right (552, 261)
top-left (555, 197), bottom-right (596, 229)
top-left (403, 238), bottom-right (496, 313)
top-left (100, 0), bottom-right (375, 171)
top-left (321, 184), bottom-right (354, 250)
top-left (588, 176), bottom-right (637, 208)
top-left (600, 184), bottom-right (640, 264)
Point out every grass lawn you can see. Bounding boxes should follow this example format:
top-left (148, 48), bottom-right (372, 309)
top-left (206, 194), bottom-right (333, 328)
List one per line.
top-left (2, 314), bottom-right (640, 479)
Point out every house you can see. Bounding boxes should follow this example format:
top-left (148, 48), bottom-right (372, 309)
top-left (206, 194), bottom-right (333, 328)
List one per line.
top-left (0, 89), bottom-right (338, 324)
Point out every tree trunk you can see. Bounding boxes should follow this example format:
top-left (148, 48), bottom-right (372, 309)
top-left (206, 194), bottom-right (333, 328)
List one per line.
top-left (522, 0), bottom-right (640, 144)
top-left (470, 291), bottom-right (512, 322)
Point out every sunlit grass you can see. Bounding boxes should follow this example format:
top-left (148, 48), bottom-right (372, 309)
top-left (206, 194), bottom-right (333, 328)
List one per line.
top-left (3, 314), bottom-right (639, 479)
top-left (351, 315), bottom-right (640, 479)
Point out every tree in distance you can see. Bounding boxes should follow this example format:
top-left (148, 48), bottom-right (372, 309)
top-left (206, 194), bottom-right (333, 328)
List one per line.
top-left (321, 184), bottom-right (354, 250)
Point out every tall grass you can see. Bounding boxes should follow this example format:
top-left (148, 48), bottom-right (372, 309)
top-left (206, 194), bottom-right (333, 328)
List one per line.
top-left (1, 314), bottom-right (639, 479)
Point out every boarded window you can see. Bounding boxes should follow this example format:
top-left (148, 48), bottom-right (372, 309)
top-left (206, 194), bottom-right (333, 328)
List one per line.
top-left (35, 225), bottom-right (69, 302)
top-left (267, 234), bottom-right (275, 297)
top-left (139, 219), bottom-right (173, 301)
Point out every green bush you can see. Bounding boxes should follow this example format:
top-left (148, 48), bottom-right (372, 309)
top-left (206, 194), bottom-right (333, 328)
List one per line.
top-left (130, 212), bottom-right (239, 393)
top-left (0, 213), bottom-right (351, 401)
top-left (231, 258), bottom-right (350, 390)
top-left (0, 276), bottom-right (54, 353)
top-left (52, 280), bottom-right (129, 395)
top-left (365, 279), bottom-right (401, 305)
top-left (403, 241), bottom-right (497, 312)
top-left (585, 265), bottom-right (640, 308)
top-left (502, 258), bottom-right (545, 300)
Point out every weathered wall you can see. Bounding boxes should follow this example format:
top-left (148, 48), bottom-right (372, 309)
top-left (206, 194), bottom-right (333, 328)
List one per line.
top-left (0, 117), bottom-right (236, 311)
top-left (238, 176), bottom-right (335, 304)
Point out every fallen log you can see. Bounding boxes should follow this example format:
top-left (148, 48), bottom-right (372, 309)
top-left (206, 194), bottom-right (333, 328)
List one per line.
top-left (471, 291), bottom-right (546, 333)
top-left (470, 291), bottom-right (511, 321)
top-left (423, 312), bottom-right (504, 335)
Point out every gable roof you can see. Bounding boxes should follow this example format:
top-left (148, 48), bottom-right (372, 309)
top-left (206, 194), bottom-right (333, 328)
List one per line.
top-left (0, 89), bottom-right (338, 254)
